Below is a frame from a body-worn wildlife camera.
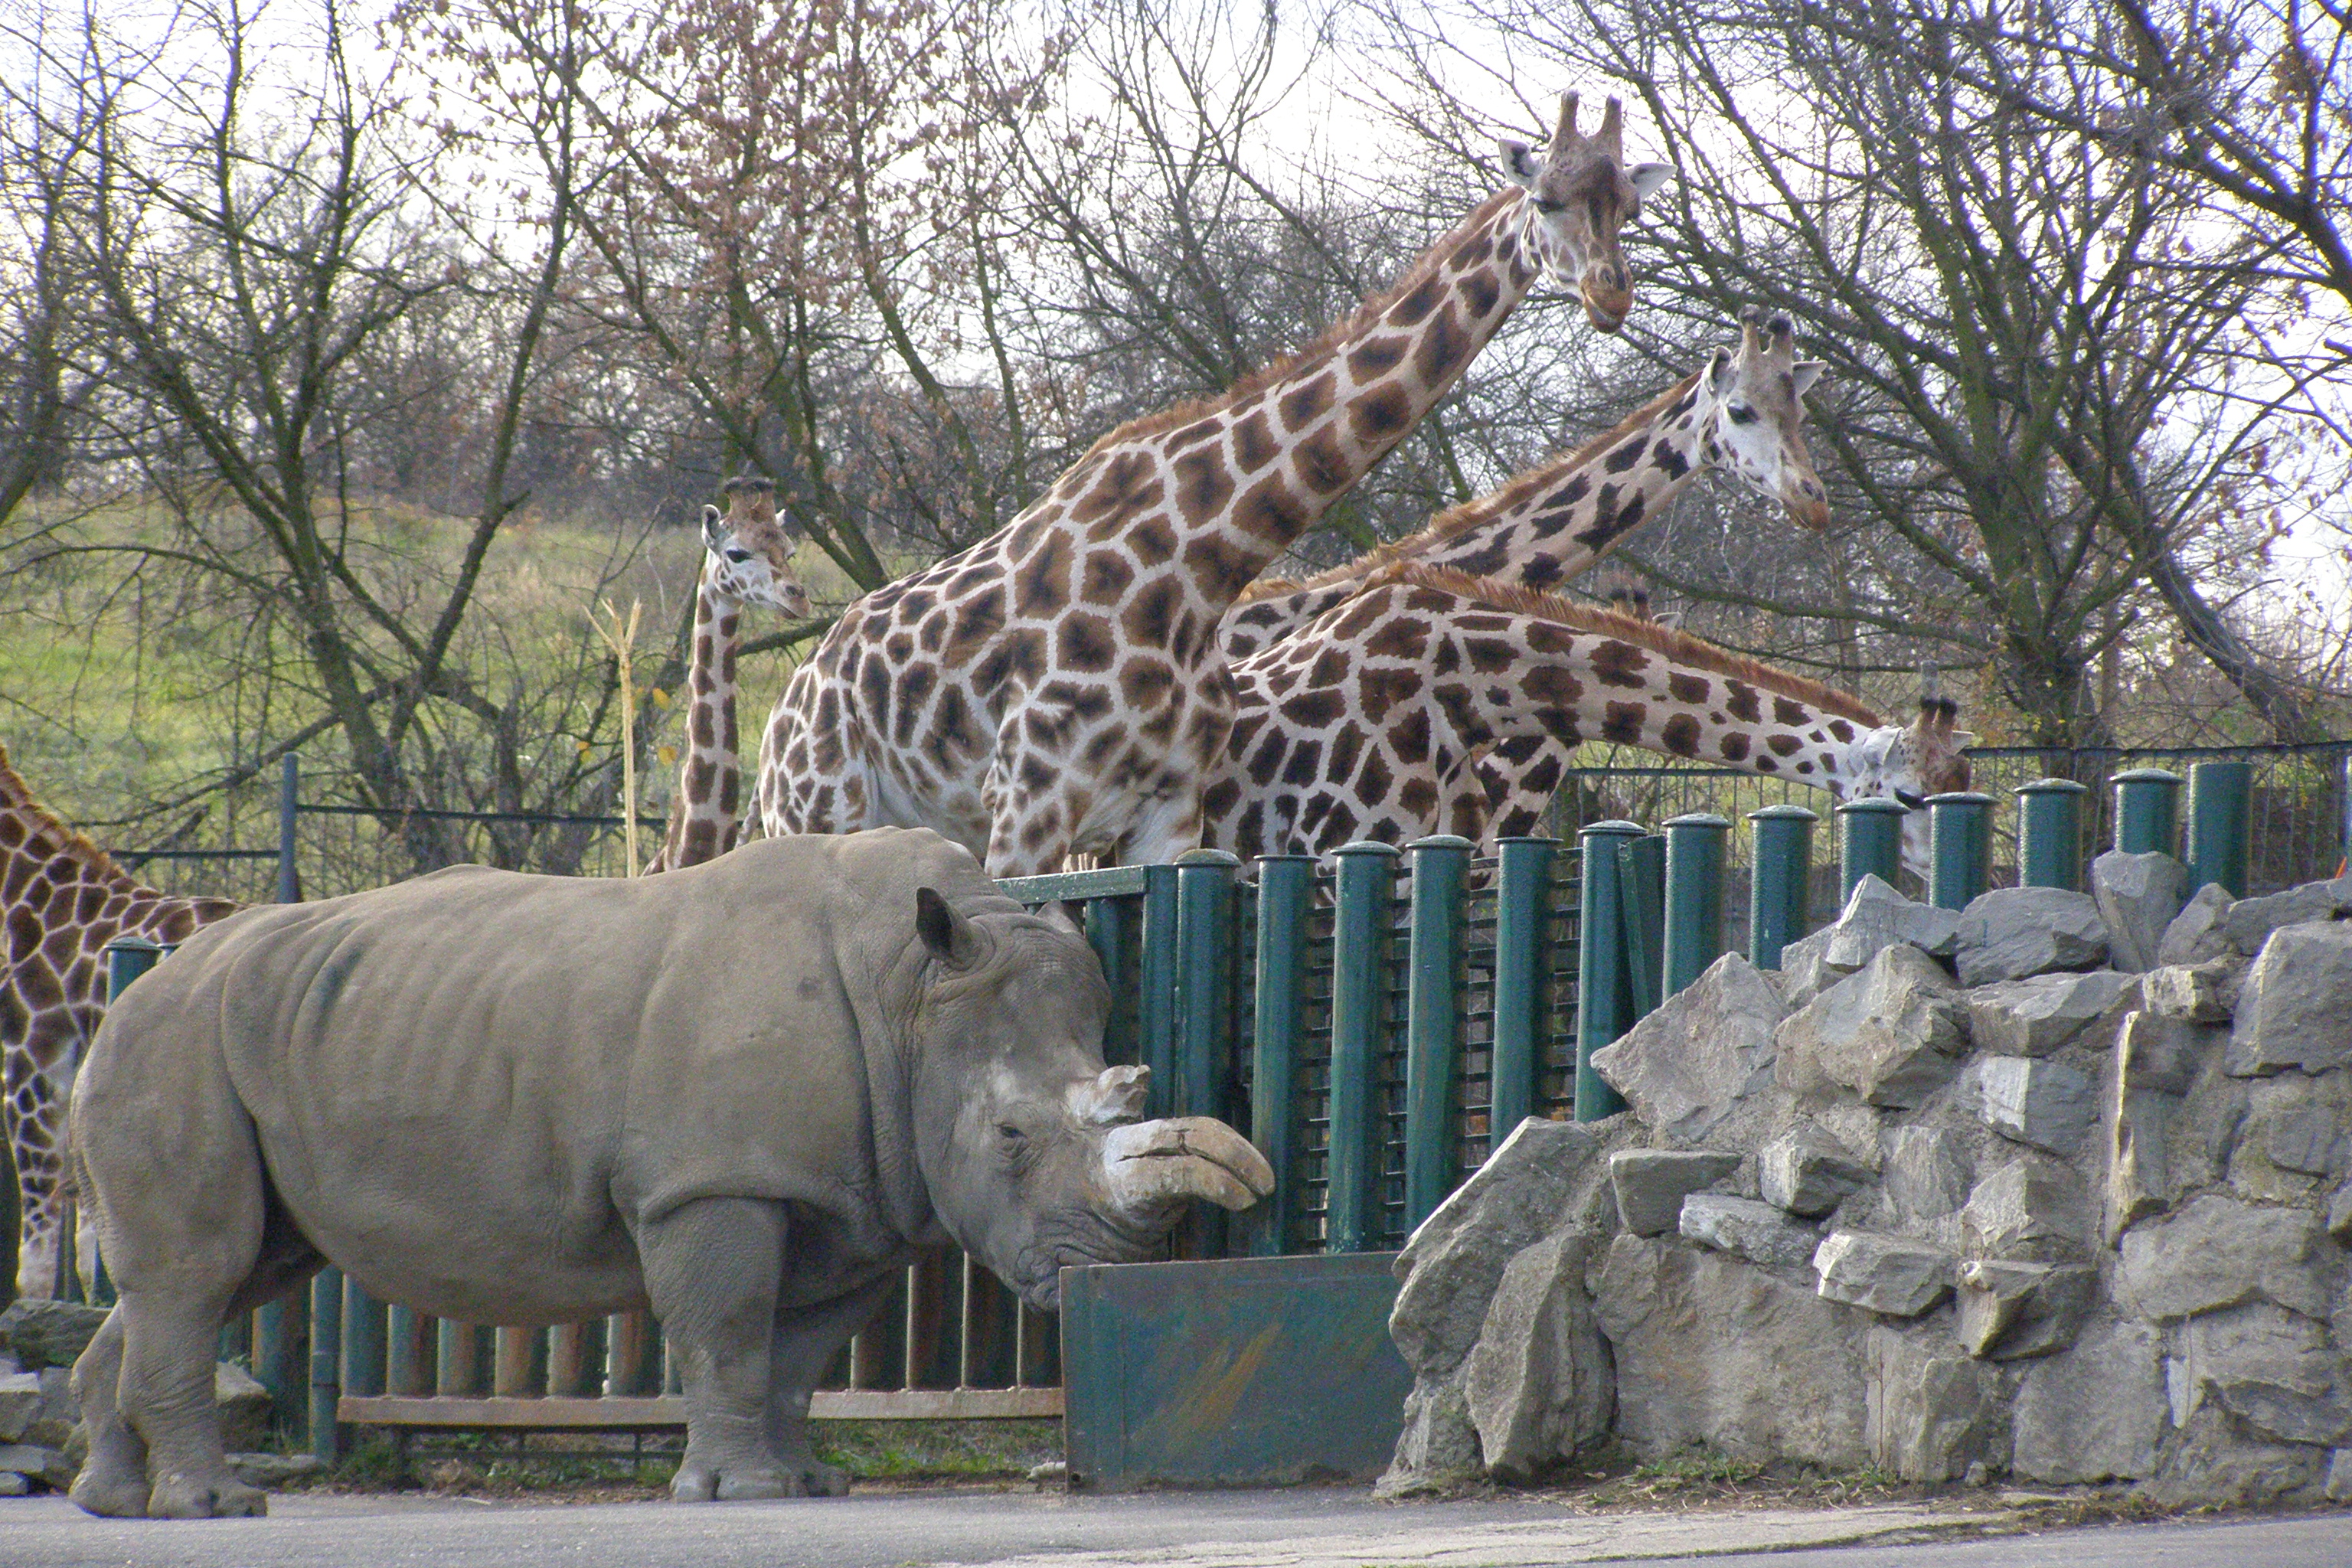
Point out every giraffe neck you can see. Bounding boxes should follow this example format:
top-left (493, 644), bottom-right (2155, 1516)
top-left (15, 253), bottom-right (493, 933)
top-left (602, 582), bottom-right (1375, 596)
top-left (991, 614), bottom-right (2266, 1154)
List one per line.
top-left (1, 750), bottom-right (198, 919)
top-left (1220, 371), bottom-right (1709, 661)
top-left (658, 576), bottom-right (745, 871)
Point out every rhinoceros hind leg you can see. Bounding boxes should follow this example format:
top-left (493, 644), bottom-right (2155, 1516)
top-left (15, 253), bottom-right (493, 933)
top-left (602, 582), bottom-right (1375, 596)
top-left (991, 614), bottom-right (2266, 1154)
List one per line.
top-left (68, 1310), bottom-right (152, 1518)
top-left (639, 1196), bottom-right (796, 1504)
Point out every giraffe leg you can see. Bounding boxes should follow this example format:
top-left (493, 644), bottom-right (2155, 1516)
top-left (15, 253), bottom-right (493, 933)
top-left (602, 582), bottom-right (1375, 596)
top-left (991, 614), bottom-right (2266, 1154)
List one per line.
top-left (4, 1037), bottom-right (70, 1300)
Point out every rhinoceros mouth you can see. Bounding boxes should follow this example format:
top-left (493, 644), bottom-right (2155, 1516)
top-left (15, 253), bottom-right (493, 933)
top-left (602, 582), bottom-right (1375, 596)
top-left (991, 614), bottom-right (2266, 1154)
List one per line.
top-left (1012, 1208), bottom-right (1178, 1308)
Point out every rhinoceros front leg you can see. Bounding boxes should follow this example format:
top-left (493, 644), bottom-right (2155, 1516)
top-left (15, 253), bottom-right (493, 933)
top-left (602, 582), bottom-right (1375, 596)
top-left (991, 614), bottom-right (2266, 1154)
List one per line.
top-left (639, 1196), bottom-right (803, 1502)
top-left (758, 1274), bottom-right (900, 1498)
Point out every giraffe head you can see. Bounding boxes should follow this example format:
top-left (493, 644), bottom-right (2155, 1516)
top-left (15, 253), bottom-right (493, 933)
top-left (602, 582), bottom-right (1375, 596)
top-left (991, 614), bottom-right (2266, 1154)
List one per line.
top-left (1696, 307), bottom-right (1832, 531)
top-left (1840, 683), bottom-right (1975, 875)
top-left (701, 476), bottom-right (809, 617)
top-left (1498, 93), bottom-right (1673, 333)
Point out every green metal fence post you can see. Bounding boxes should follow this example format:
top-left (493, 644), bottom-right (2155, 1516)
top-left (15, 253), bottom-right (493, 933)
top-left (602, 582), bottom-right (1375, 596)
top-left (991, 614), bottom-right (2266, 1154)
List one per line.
top-left (1488, 837), bottom-right (1558, 1147)
top-left (1928, 792), bottom-right (1994, 910)
top-left (1616, 835), bottom-right (1667, 1021)
top-left (256, 785), bottom-right (300, 1419)
top-left (276, 752), bottom-right (301, 904)
top-left (1138, 862), bottom-right (1181, 1120)
top-left (1249, 854), bottom-right (1315, 1256)
top-left (88, 940), bottom-right (166, 1310)
top-left (1837, 798), bottom-right (1906, 904)
top-left (341, 1276), bottom-right (386, 1403)
top-left (2188, 760), bottom-right (2255, 898)
top-left (1327, 841), bottom-right (1398, 1253)
top-left (309, 1266), bottom-right (344, 1465)
top-left (1746, 805), bottom-right (1818, 971)
top-left (1661, 814), bottom-right (1728, 998)
top-left (1575, 822), bottom-right (1644, 1121)
top-left (1085, 897), bottom-right (1135, 1067)
top-left (2016, 778), bottom-right (2089, 890)
top-left (104, 937), bottom-right (162, 1001)
top-left (385, 1305), bottom-right (425, 1396)
top-left (2112, 768), bottom-right (2184, 857)
top-left (1174, 849), bottom-right (1240, 1256)
top-left (1403, 835), bottom-right (1471, 1232)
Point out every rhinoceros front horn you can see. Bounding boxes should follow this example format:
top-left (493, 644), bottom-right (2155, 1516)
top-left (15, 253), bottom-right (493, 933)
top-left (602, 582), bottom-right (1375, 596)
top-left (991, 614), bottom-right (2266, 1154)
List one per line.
top-left (1101, 1118), bottom-right (1276, 1215)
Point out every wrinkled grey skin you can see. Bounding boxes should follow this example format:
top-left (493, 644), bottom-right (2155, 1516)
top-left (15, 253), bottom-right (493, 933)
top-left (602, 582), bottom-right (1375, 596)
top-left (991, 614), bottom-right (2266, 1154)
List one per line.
top-left (64, 828), bottom-right (1269, 1517)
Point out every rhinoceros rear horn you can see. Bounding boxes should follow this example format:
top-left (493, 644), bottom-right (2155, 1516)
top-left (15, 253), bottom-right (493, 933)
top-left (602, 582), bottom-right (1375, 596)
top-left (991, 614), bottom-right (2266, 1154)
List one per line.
top-left (1102, 1118), bottom-right (1276, 1214)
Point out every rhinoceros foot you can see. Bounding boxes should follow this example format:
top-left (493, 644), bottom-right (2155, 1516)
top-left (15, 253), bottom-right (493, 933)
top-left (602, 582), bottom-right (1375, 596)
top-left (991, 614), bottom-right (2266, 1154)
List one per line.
top-left (145, 1468), bottom-right (268, 1518)
top-left (67, 1463), bottom-right (153, 1519)
top-left (671, 1453), bottom-right (848, 1501)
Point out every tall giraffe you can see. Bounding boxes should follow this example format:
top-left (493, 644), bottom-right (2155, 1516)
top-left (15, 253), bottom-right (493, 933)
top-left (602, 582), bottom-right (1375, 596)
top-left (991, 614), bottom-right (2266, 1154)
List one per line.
top-left (645, 479), bottom-right (808, 874)
top-left (757, 95), bottom-right (1674, 875)
top-left (2, 744), bottom-right (240, 1298)
top-left (1200, 566), bottom-right (1968, 864)
top-left (1218, 309), bottom-right (1829, 662)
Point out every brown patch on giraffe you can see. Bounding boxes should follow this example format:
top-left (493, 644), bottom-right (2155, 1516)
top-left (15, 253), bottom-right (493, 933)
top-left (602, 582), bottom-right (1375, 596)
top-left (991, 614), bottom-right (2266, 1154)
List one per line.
top-left (1325, 725), bottom-right (1364, 782)
top-left (1602, 701), bottom-right (1648, 743)
top-left (1399, 776), bottom-right (1438, 819)
top-left (1122, 576), bottom-right (1184, 646)
top-left (1719, 733), bottom-right (1751, 763)
top-left (1282, 688), bottom-right (1347, 728)
top-left (1413, 305), bottom-right (1468, 385)
top-left (1279, 373), bottom-right (1337, 430)
top-left (1347, 336), bottom-right (1409, 381)
top-left (942, 585), bottom-right (1008, 665)
top-left (1173, 446), bottom-right (1238, 523)
top-left (1295, 426), bottom-right (1353, 495)
top-left (1772, 697), bottom-right (1811, 727)
top-left (1390, 707), bottom-right (1432, 764)
top-left (1390, 273), bottom-right (1446, 327)
top-left (1057, 613), bottom-right (1119, 674)
top-left (1828, 719), bottom-right (1857, 743)
top-left (1308, 647), bottom-right (1351, 689)
top-left (1281, 739), bottom-right (1324, 786)
top-left (1668, 671), bottom-right (1711, 705)
top-left (1349, 381), bottom-right (1416, 446)
top-left (1233, 410), bottom-right (1282, 473)
top-left (1364, 616), bottom-right (1427, 661)
top-left (1359, 666), bottom-right (1419, 724)
top-left (1119, 656), bottom-right (1178, 710)
top-left (1589, 639), bottom-right (1650, 688)
top-left (1724, 682), bottom-right (1763, 724)
top-left (1128, 515), bottom-right (1180, 567)
top-left (893, 665), bottom-right (939, 746)
top-left (1661, 714), bottom-right (1703, 756)
top-left (1767, 733), bottom-right (1802, 756)
top-left (1014, 531), bottom-right (1075, 615)
top-left (1081, 550), bottom-right (1136, 603)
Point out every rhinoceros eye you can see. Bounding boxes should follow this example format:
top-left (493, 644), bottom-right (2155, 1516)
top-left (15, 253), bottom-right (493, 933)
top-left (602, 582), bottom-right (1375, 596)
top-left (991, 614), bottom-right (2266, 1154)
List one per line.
top-left (997, 1123), bottom-right (1025, 1142)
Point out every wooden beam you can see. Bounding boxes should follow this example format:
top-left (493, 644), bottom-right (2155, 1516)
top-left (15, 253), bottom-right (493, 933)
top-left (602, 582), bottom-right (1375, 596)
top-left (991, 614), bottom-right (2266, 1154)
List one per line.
top-left (338, 1387), bottom-right (1063, 1429)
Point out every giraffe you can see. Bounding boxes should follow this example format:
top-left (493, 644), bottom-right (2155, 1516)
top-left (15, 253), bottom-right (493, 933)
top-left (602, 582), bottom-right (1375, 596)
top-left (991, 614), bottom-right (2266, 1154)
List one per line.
top-left (1199, 565), bottom-right (1971, 865)
top-left (2, 743), bottom-right (240, 1298)
top-left (1218, 309), bottom-right (1831, 663)
top-left (756, 94), bottom-right (1674, 875)
top-left (644, 478), bottom-right (809, 874)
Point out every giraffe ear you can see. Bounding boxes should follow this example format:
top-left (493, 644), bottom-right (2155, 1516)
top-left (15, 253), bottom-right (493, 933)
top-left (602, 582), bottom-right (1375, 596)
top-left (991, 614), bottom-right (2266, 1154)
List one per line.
top-left (700, 505), bottom-right (725, 550)
top-left (1498, 138), bottom-right (1541, 185)
top-left (1628, 162), bottom-right (1673, 204)
top-left (1707, 347), bottom-right (1736, 389)
top-left (1790, 361), bottom-right (1825, 397)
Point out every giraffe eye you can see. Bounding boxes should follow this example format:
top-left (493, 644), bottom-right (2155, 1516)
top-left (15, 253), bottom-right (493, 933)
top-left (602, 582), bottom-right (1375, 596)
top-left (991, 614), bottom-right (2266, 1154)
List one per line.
top-left (1533, 196), bottom-right (1566, 214)
top-left (725, 548), bottom-right (753, 563)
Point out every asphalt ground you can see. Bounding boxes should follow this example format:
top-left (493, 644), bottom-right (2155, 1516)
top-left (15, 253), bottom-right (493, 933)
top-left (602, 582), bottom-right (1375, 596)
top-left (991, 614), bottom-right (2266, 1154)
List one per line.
top-left (2, 1486), bottom-right (2348, 1568)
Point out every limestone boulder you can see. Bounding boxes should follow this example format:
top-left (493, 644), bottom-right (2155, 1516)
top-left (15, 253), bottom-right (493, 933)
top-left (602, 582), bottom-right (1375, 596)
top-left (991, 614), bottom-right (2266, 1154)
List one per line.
top-left (0, 1372), bottom-right (40, 1445)
top-left (2105, 1075), bottom-right (2173, 1246)
top-left (1758, 1132), bottom-right (1874, 1218)
top-left (1678, 1193), bottom-right (1825, 1272)
top-left (1880, 1125), bottom-right (1974, 1240)
top-left (1608, 1149), bottom-right (1743, 1237)
top-left (2092, 851), bottom-right (2190, 972)
top-left (1954, 887), bottom-right (2109, 988)
top-left (1866, 1328), bottom-right (2008, 1482)
top-left (1593, 1233), bottom-right (1870, 1468)
top-left (2147, 1403), bottom-right (2328, 1507)
top-left (1591, 952), bottom-right (1784, 1142)
top-left (2226, 921), bottom-right (2352, 1076)
top-left (1955, 1259), bottom-right (2096, 1360)
top-left (2177, 1301), bottom-right (2351, 1447)
top-left (1776, 927), bottom-right (1842, 1011)
top-left (1390, 1117), bottom-right (1611, 1377)
top-left (1973, 1055), bottom-right (2099, 1156)
top-left (2117, 1194), bottom-right (2337, 1321)
top-left (1960, 1156), bottom-right (2089, 1263)
top-left (2010, 1318), bottom-right (2168, 1484)
top-left (0, 1301), bottom-right (109, 1370)
top-left (1377, 1374), bottom-right (1481, 1496)
top-left (1965, 971), bottom-right (2135, 1057)
top-left (2220, 874), bottom-right (2352, 957)
top-left (216, 1361), bottom-right (273, 1452)
top-left (1812, 1230), bottom-right (1954, 1317)
top-left (0, 1442), bottom-right (74, 1492)
top-left (2157, 882), bottom-right (2236, 967)
top-left (1775, 945), bottom-right (1970, 1110)
top-left (1464, 1226), bottom-right (1613, 1477)
top-left (2143, 959), bottom-right (2243, 1025)
top-left (1818, 874), bottom-right (1962, 971)
top-left (2117, 1008), bottom-right (2218, 1094)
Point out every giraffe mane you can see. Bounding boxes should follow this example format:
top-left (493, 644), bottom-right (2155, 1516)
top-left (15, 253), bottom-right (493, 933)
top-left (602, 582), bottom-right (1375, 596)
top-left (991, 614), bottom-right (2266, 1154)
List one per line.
top-left (1233, 368), bottom-right (1707, 606)
top-left (0, 738), bottom-right (157, 893)
top-left (1075, 188), bottom-right (1525, 460)
top-left (1377, 564), bottom-right (1887, 728)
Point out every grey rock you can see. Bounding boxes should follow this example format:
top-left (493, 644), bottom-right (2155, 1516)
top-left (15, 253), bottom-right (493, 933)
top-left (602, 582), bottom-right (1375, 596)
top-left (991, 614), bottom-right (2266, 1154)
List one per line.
top-left (1965, 971), bottom-right (2136, 1057)
top-left (1377, 1370), bottom-right (1481, 1495)
top-left (1954, 887), bottom-right (2109, 987)
top-left (2117, 1194), bottom-right (2336, 1320)
top-left (1819, 874), bottom-right (1962, 969)
top-left (1594, 1233), bottom-right (1870, 1468)
top-left (0, 1470), bottom-right (25, 1496)
top-left (2179, 1302), bottom-right (2351, 1446)
top-left (2221, 874), bottom-right (2352, 956)
top-left (1464, 1227), bottom-right (1612, 1477)
top-left (1961, 1156), bottom-right (2089, 1263)
top-left (2104, 1076), bottom-right (2173, 1246)
top-left (0, 1352), bottom-right (18, 1378)
top-left (2092, 851), bottom-right (2190, 972)
top-left (2117, 1009), bottom-right (2216, 1094)
top-left (1391, 1118), bottom-right (1609, 1377)
top-left (2158, 883), bottom-right (2236, 967)
top-left (0, 1373), bottom-right (39, 1445)
top-left (1776, 928), bottom-right (1842, 1011)
top-left (2147, 1402), bottom-right (2327, 1507)
top-left (2262, 1104), bottom-right (2343, 1174)
top-left (1776, 945), bottom-right (1970, 1110)
top-left (1975, 1056), bottom-right (2099, 1156)
top-left (0, 1301), bottom-right (109, 1370)
top-left (1609, 1149), bottom-right (1743, 1237)
top-left (1866, 1328), bottom-right (2007, 1482)
top-left (1592, 952), bottom-right (1785, 1141)
top-left (1881, 1125), bottom-right (1974, 1234)
top-left (0, 1442), bottom-right (73, 1491)
top-left (1758, 1132), bottom-right (1874, 1218)
top-left (1678, 1193), bottom-right (1824, 1272)
top-left (1812, 1230), bottom-right (1955, 1317)
top-left (2143, 959), bottom-right (2242, 1024)
top-left (2010, 1318), bottom-right (2167, 1484)
top-left (1955, 1259), bottom-right (2096, 1360)
top-left (2226, 921), bottom-right (2352, 1076)
top-left (2328, 1180), bottom-right (2352, 1243)
top-left (227, 1452), bottom-right (321, 1490)
top-left (216, 1361), bottom-right (273, 1452)
top-left (2328, 1448), bottom-right (2352, 1504)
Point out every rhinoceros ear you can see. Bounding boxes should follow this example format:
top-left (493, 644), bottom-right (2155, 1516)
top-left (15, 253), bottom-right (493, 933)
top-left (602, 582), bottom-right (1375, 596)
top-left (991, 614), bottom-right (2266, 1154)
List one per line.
top-left (915, 885), bottom-right (980, 969)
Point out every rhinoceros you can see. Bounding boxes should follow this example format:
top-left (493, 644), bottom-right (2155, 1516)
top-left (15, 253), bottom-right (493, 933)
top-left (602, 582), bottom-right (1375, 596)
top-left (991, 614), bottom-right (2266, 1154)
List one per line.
top-left (65, 828), bottom-right (1270, 1517)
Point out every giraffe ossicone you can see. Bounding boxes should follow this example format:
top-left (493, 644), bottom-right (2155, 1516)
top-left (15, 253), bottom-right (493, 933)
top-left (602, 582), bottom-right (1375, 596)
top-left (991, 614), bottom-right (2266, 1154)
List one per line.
top-left (1, 744), bottom-right (239, 1299)
top-left (756, 93), bottom-right (1674, 876)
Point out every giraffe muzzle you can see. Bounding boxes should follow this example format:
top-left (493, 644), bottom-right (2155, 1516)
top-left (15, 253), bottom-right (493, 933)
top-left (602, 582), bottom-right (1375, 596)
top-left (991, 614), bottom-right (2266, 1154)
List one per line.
top-left (1580, 277), bottom-right (1633, 333)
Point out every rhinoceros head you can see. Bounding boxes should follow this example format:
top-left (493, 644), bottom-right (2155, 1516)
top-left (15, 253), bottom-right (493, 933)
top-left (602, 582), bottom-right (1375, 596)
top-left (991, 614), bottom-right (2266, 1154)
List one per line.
top-left (905, 886), bottom-right (1274, 1310)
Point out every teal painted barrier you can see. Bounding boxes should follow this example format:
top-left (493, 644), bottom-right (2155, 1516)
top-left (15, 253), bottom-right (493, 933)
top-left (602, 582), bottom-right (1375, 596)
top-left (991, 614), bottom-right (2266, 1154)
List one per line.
top-left (1928, 792), bottom-right (1994, 911)
top-left (1616, 833), bottom-right (1667, 1019)
top-left (1575, 822), bottom-right (1643, 1121)
top-left (1747, 805), bottom-right (1817, 970)
top-left (1403, 837), bottom-right (1470, 1230)
top-left (1248, 856), bottom-right (1315, 1256)
top-left (1487, 837), bottom-right (1559, 1145)
top-left (1838, 797), bottom-right (1906, 903)
top-left (2188, 760), bottom-right (2254, 898)
top-left (1326, 842), bottom-right (1396, 1252)
top-left (1661, 814), bottom-right (1728, 997)
top-left (2016, 778), bottom-right (2088, 890)
top-left (2113, 768), bottom-right (2183, 857)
